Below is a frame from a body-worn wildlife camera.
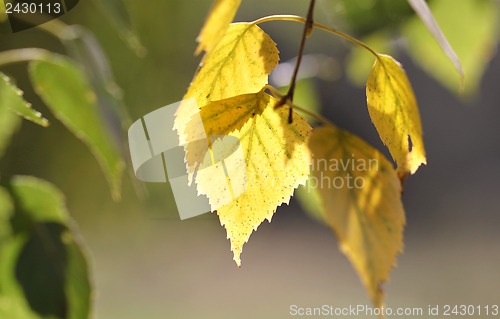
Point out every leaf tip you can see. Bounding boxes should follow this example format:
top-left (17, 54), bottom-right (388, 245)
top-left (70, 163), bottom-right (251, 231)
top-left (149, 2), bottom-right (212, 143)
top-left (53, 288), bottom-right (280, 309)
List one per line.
top-left (40, 118), bottom-right (50, 128)
top-left (233, 252), bottom-right (242, 267)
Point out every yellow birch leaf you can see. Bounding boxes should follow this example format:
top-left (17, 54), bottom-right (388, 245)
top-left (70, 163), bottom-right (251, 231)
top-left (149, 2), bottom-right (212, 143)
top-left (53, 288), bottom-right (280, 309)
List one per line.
top-left (185, 23), bottom-right (279, 108)
top-left (195, 0), bottom-right (242, 55)
top-left (190, 92), bottom-right (312, 266)
top-left (182, 91), bottom-right (268, 173)
top-left (175, 23), bottom-right (279, 180)
top-left (366, 54), bottom-right (426, 179)
top-left (309, 125), bottom-right (405, 307)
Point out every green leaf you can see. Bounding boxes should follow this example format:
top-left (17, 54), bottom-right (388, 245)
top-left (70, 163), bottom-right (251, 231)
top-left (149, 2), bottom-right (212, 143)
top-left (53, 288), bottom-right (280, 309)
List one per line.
top-left (0, 177), bottom-right (91, 319)
top-left (403, 0), bottom-right (499, 95)
top-left (308, 126), bottom-right (405, 307)
top-left (0, 73), bottom-right (49, 127)
top-left (64, 29), bottom-right (132, 131)
top-left (0, 73), bottom-right (49, 157)
top-left (407, 0), bottom-right (463, 82)
top-left (29, 56), bottom-right (125, 200)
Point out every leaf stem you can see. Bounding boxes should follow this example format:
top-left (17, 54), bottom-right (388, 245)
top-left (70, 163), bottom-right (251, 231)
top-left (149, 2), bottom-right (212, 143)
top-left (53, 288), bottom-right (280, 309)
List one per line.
top-left (0, 48), bottom-right (56, 67)
top-left (265, 84), bottom-right (336, 129)
top-left (253, 15), bottom-right (381, 61)
top-left (37, 19), bottom-right (78, 41)
top-left (289, 102), bottom-right (334, 128)
top-left (251, 15), bottom-right (305, 25)
top-left (263, 84), bottom-right (283, 99)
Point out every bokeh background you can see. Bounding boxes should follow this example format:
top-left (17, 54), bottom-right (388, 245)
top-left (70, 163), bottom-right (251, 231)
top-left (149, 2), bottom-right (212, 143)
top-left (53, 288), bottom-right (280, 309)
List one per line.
top-left (1, 0), bottom-right (499, 318)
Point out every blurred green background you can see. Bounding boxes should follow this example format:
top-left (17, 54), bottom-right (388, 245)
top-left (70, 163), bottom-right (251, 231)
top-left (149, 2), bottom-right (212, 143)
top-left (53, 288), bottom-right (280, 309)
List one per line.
top-left (1, 0), bottom-right (500, 318)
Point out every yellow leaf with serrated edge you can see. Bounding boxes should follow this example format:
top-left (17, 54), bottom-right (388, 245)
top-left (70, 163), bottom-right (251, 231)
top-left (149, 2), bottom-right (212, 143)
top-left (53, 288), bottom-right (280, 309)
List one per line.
top-left (366, 54), bottom-right (426, 179)
top-left (185, 23), bottom-right (279, 108)
top-left (308, 125), bottom-right (405, 308)
top-left (182, 92), bottom-right (269, 173)
top-left (196, 0), bottom-right (242, 55)
top-left (186, 92), bottom-right (311, 266)
top-left (176, 23), bottom-right (279, 180)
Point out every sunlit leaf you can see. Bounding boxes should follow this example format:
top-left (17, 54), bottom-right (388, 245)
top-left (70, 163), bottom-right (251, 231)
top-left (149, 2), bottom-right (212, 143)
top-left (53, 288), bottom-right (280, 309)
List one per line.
top-left (182, 92), bottom-right (311, 266)
top-left (195, 0), bottom-right (242, 55)
top-left (403, 0), bottom-right (499, 95)
top-left (0, 73), bottom-right (49, 157)
top-left (176, 22), bottom-right (280, 179)
top-left (366, 54), bottom-right (426, 178)
top-left (407, 0), bottom-right (463, 82)
top-left (0, 177), bottom-right (91, 319)
top-left (181, 91), bottom-right (269, 176)
top-left (184, 23), bottom-right (279, 108)
top-left (29, 56), bottom-right (125, 200)
top-left (308, 125), bottom-right (405, 307)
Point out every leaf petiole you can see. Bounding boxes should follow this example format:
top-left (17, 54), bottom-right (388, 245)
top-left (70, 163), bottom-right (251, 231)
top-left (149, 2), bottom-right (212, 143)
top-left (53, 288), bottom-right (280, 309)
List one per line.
top-left (0, 48), bottom-right (56, 67)
top-left (252, 15), bottom-right (381, 61)
top-left (288, 102), bottom-right (334, 128)
top-left (264, 84), bottom-right (336, 129)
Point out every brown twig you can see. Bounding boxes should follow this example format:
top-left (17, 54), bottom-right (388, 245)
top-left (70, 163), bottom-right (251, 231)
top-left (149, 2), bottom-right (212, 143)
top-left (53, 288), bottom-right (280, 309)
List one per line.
top-left (275, 0), bottom-right (316, 124)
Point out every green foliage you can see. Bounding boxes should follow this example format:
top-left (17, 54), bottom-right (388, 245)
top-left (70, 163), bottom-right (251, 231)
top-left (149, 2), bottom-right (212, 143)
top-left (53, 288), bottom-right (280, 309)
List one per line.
top-left (0, 73), bottom-right (48, 157)
top-left (0, 177), bottom-right (91, 319)
top-left (403, 0), bottom-right (499, 95)
top-left (338, 0), bottom-right (415, 36)
top-left (0, 67), bottom-right (92, 319)
top-left (30, 56), bottom-right (125, 200)
top-left (0, 85), bottom-right (21, 158)
top-left (346, 0), bottom-right (499, 95)
top-left (0, 7), bottom-right (128, 319)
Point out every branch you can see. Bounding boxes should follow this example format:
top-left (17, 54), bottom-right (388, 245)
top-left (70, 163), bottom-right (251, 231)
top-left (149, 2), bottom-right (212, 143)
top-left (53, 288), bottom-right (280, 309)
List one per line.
top-left (275, 0), bottom-right (316, 123)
